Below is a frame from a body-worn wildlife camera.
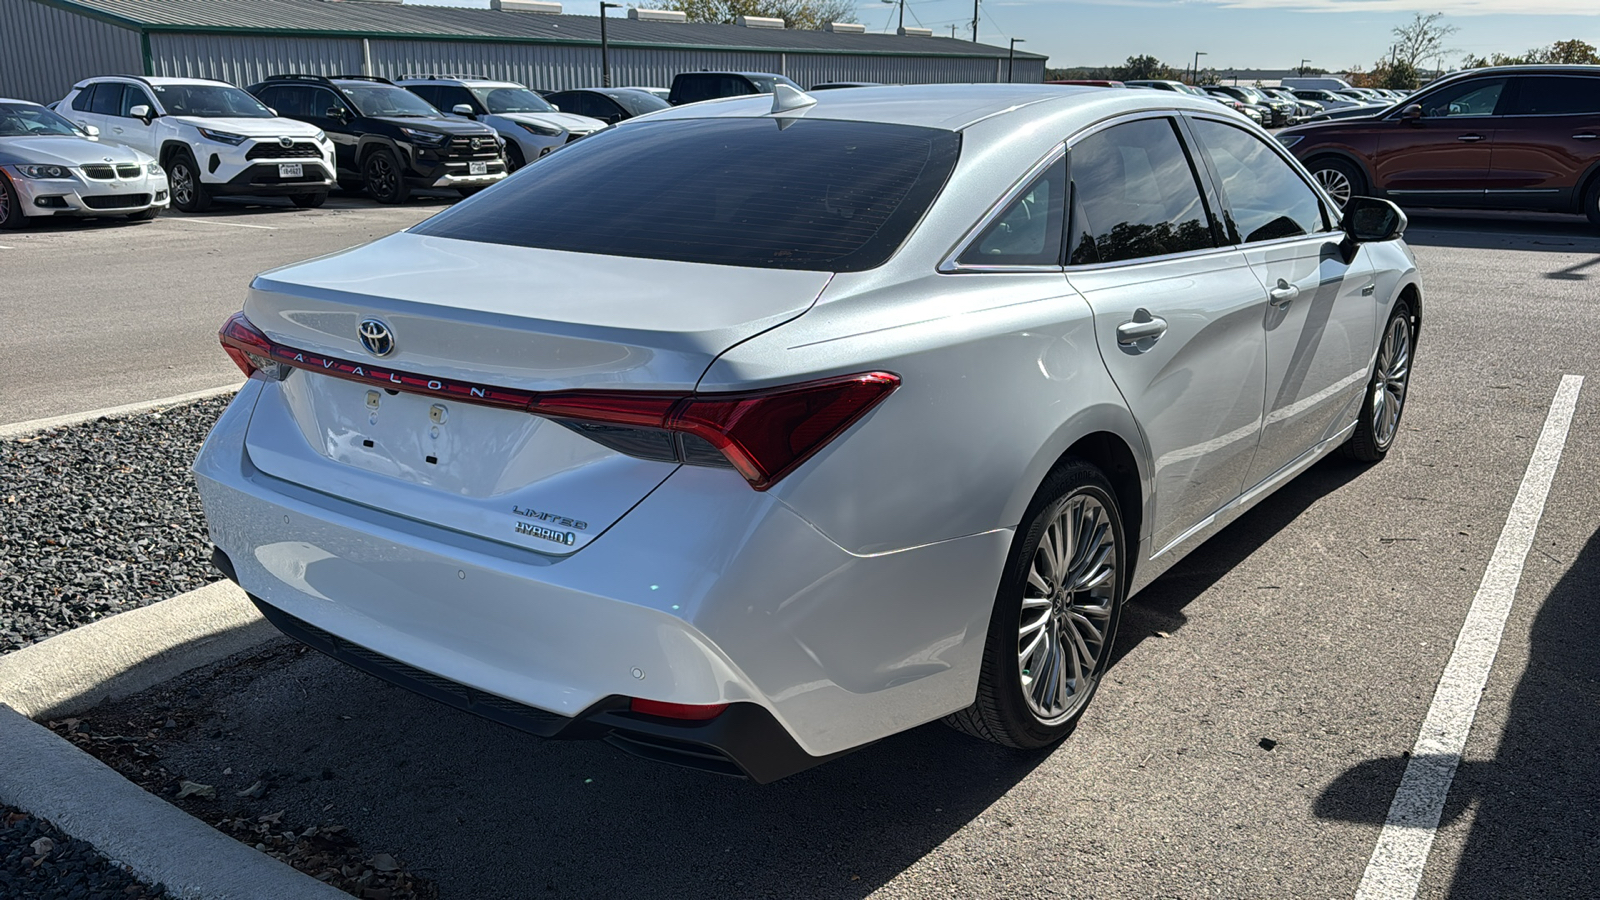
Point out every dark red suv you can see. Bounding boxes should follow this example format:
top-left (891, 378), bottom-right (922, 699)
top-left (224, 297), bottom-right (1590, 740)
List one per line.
top-left (1275, 65), bottom-right (1600, 226)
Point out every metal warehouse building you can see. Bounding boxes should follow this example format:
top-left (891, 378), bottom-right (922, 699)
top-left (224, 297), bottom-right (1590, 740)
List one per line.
top-left (0, 0), bottom-right (1048, 104)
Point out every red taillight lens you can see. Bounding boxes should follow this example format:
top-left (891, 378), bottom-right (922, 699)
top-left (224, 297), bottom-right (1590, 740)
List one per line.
top-left (628, 698), bottom-right (729, 721)
top-left (218, 311), bottom-right (275, 379)
top-left (528, 390), bottom-right (680, 428)
top-left (670, 372), bottom-right (900, 490)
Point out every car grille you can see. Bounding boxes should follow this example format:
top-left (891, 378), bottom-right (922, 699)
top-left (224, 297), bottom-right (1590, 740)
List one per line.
top-left (246, 142), bottom-right (322, 160)
top-left (445, 135), bottom-right (500, 160)
top-left (81, 164), bottom-right (142, 180)
top-left (82, 193), bottom-right (150, 209)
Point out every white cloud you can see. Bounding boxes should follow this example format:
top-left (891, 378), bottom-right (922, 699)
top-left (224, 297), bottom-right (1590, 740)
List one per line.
top-left (1193, 0), bottom-right (1596, 14)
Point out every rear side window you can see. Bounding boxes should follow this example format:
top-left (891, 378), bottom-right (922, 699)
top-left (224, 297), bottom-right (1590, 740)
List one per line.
top-left (957, 155), bottom-right (1066, 267)
top-left (70, 85), bottom-right (97, 112)
top-left (1067, 117), bottom-right (1216, 265)
top-left (1189, 118), bottom-right (1327, 243)
top-left (1507, 76), bottom-right (1600, 116)
top-left (413, 118), bottom-right (961, 272)
top-left (88, 83), bottom-right (123, 116)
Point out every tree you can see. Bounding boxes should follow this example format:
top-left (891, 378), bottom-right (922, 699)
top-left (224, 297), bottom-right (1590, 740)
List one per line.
top-left (1111, 55), bottom-right (1178, 82)
top-left (1461, 38), bottom-right (1598, 69)
top-left (1392, 12), bottom-right (1457, 70)
top-left (651, 0), bottom-right (856, 30)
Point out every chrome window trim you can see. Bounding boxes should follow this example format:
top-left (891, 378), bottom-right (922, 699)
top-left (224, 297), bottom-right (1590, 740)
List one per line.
top-left (937, 143), bottom-right (1067, 275)
top-left (1061, 241), bottom-right (1244, 274)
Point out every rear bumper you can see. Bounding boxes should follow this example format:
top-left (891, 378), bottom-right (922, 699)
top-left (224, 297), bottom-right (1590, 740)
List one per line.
top-left (195, 380), bottom-right (1010, 777)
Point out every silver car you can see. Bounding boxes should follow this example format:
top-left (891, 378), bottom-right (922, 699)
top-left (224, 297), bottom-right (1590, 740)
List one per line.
top-left (0, 98), bottom-right (169, 228)
top-left (197, 85), bottom-right (1421, 782)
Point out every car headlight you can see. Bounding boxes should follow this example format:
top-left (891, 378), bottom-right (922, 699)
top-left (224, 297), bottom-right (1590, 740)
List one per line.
top-left (196, 127), bottom-right (248, 146)
top-left (15, 164), bottom-right (71, 179)
top-left (400, 127), bottom-right (449, 147)
top-left (147, 161), bottom-right (165, 177)
top-left (1276, 135), bottom-right (1305, 149)
top-left (313, 130), bottom-right (328, 143)
top-left (518, 121), bottom-right (564, 138)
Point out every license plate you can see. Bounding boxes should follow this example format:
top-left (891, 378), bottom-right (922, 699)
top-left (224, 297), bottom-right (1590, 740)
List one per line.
top-left (278, 163), bottom-right (302, 178)
top-left (469, 161), bottom-right (487, 176)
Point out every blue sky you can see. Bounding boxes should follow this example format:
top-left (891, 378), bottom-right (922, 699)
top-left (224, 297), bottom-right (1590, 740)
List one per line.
top-left (409, 1), bottom-right (1600, 71)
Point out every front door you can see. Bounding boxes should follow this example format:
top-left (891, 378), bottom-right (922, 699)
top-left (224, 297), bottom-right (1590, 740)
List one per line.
top-left (109, 83), bottom-right (160, 157)
top-left (1065, 116), bottom-right (1268, 554)
top-left (1375, 76), bottom-right (1508, 204)
top-left (1185, 115), bottom-right (1375, 488)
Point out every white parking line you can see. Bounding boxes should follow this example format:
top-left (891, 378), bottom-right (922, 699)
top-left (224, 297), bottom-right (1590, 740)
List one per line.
top-left (0, 244), bottom-right (14, 250)
top-left (1355, 374), bottom-right (1584, 900)
top-left (0, 383), bottom-right (242, 439)
top-left (166, 218), bottom-right (276, 230)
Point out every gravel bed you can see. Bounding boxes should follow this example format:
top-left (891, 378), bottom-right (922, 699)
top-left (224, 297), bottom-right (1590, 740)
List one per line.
top-left (1, 396), bottom-right (231, 654)
top-left (1, 805), bottom-right (172, 899)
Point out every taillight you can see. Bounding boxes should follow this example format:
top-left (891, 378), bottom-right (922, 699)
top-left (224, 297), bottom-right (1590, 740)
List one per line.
top-left (217, 311), bottom-right (899, 490)
top-left (218, 312), bottom-right (283, 380)
top-left (628, 698), bottom-right (729, 721)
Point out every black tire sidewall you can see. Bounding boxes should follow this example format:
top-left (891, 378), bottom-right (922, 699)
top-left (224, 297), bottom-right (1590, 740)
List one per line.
top-left (0, 173), bottom-right (27, 229)
top-left (985, 461), bottom-right (1128, 748)
top-left (506, 144), bottom-right (526, 172)
top-left (169, 152), bottom-right (209, 213)
top-left (1585, 177), bottom-right (1600, 228)
top-left (292, 192), bottom-right (328, 209)
top-left (363, 149), bottom-right (405, 204)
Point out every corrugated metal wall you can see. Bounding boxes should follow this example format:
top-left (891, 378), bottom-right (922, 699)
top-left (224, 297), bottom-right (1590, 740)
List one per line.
top-left (148, 33), bottom-right (365, 86)
top-left (0, 0), bottom-right (142, 103)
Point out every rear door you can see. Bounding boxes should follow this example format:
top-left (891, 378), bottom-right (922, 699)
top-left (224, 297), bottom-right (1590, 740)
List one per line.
top-left (1486, 73), bottom-right (1600, 210)
top-left (1375, 76), bottom-right (1507, 204)
top-left (1186, 115), bottom-right (1374, 489)
top-left (69, 82), bottom-right (116, 139)
top-left (1065, 115), bottom-right (1269, 554)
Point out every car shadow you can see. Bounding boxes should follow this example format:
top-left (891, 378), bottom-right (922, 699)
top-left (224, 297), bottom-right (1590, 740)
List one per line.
top-left (1112, 455), bottom-right (1368, 666)
top-left (1313, 526), bottom-right (1600, 898)
top-left (1400, 209), bottom-right (1600, 253)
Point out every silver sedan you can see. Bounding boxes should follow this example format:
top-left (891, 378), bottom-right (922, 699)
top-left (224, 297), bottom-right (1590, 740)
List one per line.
top-left (197, 84), bottom-right (1421, 782)
top-left (0, 98), bottom-right (168, 228)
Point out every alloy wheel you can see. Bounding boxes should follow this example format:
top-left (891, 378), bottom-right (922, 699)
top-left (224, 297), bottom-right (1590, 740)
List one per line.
top-left (171, 163), bottom-right (195, 207)
top-left (1017, 493), bottom-right (1118, 725)
top-left (1371, 314), bottom-right (1412, 449)
top-left (367, 155), bottom-right (397, 198)
top-left (0, 183), bottom-right (10, 225)
top-left (1315, 167), bottom-right (1353, 207)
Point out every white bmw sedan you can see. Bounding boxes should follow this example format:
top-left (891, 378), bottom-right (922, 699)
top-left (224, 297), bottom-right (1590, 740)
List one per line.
top-left (0, 98), bottom-right (168, 228)
top-left (198, 85), bottom-right (1421, 782)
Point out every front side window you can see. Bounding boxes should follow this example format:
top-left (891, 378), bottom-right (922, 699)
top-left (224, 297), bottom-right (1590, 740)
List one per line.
top-left (1506, 75), bottom-right (1600, 116)
top-left (1189, 118), bottom-right (1326, 243)
top-left (610, 90), bottom-right (667, 116)
top-left (1414, 78), bottom-right (1507, 118)
top-left (413, 118), bottom-right (961, 272)
top-left (434, 86), bottom-right (478, 113)
top-left (956, 155), bottom-right (1066, 267)
top-left (1067, 117), bottom-right (1216, 265)
top-left (152, 84), bottom-right (274, 118)
top-left (120, 87), bottom-right (154, 117)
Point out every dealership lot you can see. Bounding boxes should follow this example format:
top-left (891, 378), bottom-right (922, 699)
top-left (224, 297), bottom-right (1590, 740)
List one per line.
top-left (3, 205), bottom-right (1594, 898)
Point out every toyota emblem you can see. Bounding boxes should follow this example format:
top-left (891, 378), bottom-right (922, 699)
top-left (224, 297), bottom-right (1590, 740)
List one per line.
top-left (279, 136), bottom-right (294, 149)
top-left (358, 318), bottom-right (395, 357)
top-left (470, 137), bottom-right (484, 150)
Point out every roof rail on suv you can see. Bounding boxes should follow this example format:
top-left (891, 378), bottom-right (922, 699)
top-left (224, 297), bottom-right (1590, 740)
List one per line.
top-left (330, 75), bottom-right (395, 84)
top-left (399, 74), bottom-right (493, 82)
top-left (261, 74), bottom-right (395, 85)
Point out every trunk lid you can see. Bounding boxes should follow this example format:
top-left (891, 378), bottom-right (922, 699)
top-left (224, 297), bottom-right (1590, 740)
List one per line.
top-left (241, 232), bottom-right (831, 555)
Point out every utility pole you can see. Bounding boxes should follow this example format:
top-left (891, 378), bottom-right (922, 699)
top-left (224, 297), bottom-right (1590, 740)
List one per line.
top-left (1191, 50), bottom-right (1207, 84)
top-left (599, 2), bottom-right (621, 88)
top-left (1299, 57), bottom-right (1310, 75)
top-left (972, 0), bottom-right (979, 43)
top-left (1008, 38), bottom-right (1025, 82)
top-left (950, 24), bottom-right (957, 39)
top-left (881, 0), bottom-right (905, 32)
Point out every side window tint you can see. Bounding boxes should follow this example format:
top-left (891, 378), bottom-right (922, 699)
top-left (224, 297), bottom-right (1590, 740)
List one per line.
top-left (1189, 118), bottom-right (1326, 243)
top-left (957, 155), bottom-right (1065, 267)
top-left (314, 89), bottom-right (349, 118)
top-left (88, 83), bottom-right (123, 116)
top-left (1067, 118), bottom-right (1216, 265)
top-left (120, 87), bottom-right (153, 117)
top-left (440, 87), bottom-right (474, 112)
top-left (406, 85), bottom-right (436, 107)
top-left (1508, 76), bottom-right (1600, 116)
top-left (1418, 78), bottom-right (1506, 118)
top-left (70, 85), bottom-right (97, 112)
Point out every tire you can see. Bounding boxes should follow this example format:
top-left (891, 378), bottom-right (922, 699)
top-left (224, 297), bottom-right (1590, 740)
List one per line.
top-left (1583, 176), bottom-right (1600, 228)
top-left (0, 173), bottom-right (30, 230)
top-left (456, 186), bottom-right (486, 199)
top-left (362, 148), bottom-right (410, 205)
top-left (125, 207), bottom-right (162, 222)
top-left (167, 150), bottom-right (212, 213)
top-left (945, 459), bottom-right (1128, 749)
top-left (1308, 157), bottom-right (1366, 209)
top-left (1342, 300), bottom-right (1414, 463)
top-left (291, 192), bottom-right (328, 209)
top-left (506, 143), bottom-right (526, 173)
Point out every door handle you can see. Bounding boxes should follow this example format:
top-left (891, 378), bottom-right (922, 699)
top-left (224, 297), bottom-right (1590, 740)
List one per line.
top-left (1117, 308), bottom-right (1168, 346)
top-left (1457, 134), bottom-right (1485, 142)
top-left (1268, 280), bottom-right (1300, 308)
top-left (112, 127), bottom-right (124, 134)
top-left (1574, 133), bottom-right (1599, 141)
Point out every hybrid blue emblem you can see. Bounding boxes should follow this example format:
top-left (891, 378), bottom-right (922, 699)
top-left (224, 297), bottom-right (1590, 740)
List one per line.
top-left (358, 318), bottom-right (394, 357)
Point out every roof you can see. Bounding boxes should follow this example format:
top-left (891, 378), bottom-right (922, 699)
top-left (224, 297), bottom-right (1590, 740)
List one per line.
top-left (37, 0), bottom-right (1048, 60)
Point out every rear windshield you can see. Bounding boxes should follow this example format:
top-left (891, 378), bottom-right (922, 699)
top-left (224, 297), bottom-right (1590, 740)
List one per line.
top-left (412, 118), bottom-right (961, 272)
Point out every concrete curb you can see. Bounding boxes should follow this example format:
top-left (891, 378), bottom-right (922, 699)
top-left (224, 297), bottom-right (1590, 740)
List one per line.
top-left (0, 582), bottom-right (346, 899)
top-left (0, 383), bottom-right (242, 440)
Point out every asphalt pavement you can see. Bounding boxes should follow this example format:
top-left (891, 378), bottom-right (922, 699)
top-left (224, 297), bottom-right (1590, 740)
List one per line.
top-left (20, 208), bottom-right (1594, 898)
top-left (0, 194), bottom-right (447, 426)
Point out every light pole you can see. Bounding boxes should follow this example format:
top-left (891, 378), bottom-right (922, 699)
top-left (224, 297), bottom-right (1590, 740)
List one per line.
top-left (1191, 50), bottom-right (1207, 84)
top-left (1299, 57), bottom-right (1311, 75)
top-left (599, 1), bottom-right (621, 88)
top-left (972, 0), bottom-right (979, 43)
top-left (1008, 38), bottom-right (1025, 83)
top-left (881, 0), bottom-right (904, 32)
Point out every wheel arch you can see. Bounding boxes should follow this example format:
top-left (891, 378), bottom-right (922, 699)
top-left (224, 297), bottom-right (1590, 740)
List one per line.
top-left (1301, 149), bottom-right (1376, 195)
top-left (158, 140), bottom-right (193, 167)
top-left (1573, 157), bottom-right (1600, 216)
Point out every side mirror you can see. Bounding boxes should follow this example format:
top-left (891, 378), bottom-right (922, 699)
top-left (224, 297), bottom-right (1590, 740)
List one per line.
top-left (549, 104), bottom-right (561, 112)
top-left (451, 103), bottom-right (476, 118)
top-left (128, 104), bottom-right (153, 123)
top-left (82, 124), bottom-right (101, 138)
top-left (1339, 196), bottom-right (1407, 262)
top-left (1400, 103), bottom-right (1422, 124)
top-left (326, 107), bottom-right (348, 121)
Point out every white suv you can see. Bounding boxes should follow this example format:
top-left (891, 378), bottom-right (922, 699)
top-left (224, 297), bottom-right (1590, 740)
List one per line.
top-left (60, 76), bottom-right (336, 212)
top-left (397, 76), bottom-right (606, 170)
